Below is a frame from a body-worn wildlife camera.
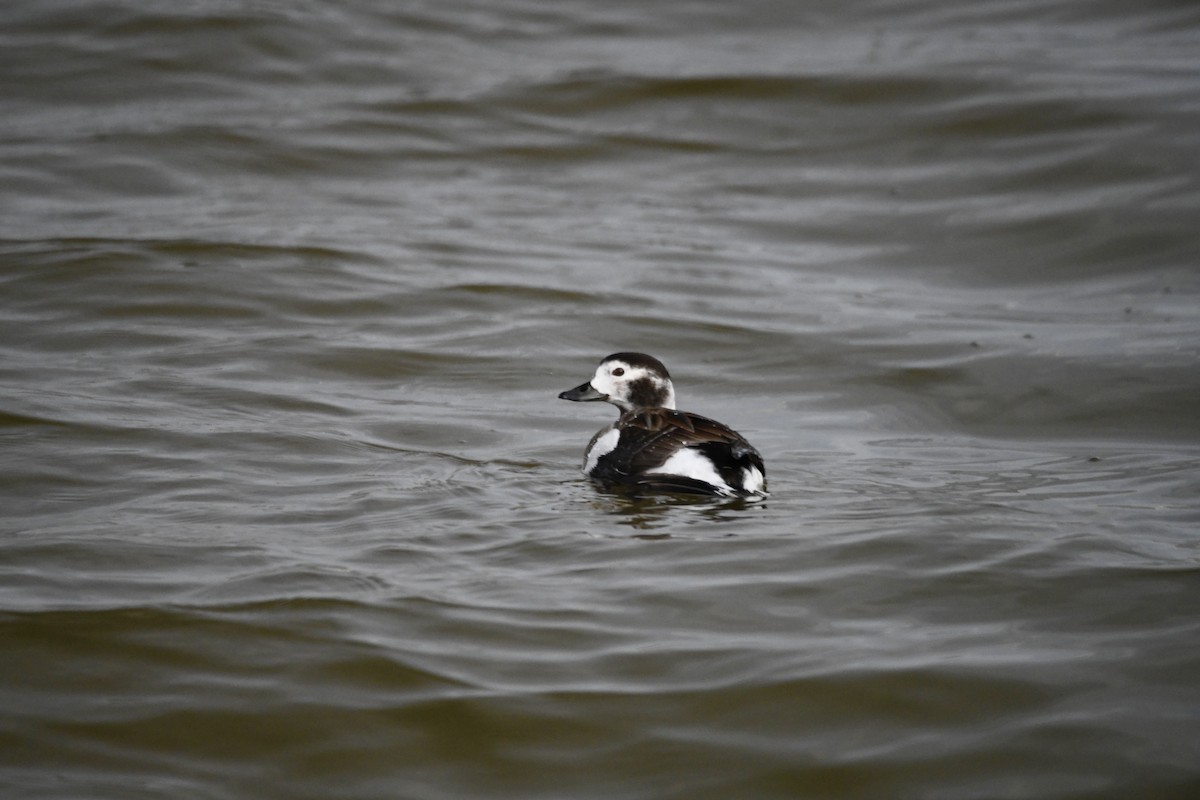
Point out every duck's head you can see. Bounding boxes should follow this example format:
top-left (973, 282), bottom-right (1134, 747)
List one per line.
top-left (558, 352), bottom-right (676, 412)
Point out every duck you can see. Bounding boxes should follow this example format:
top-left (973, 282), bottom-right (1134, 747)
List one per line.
top-left (558, 352), bottom-right (767, 498)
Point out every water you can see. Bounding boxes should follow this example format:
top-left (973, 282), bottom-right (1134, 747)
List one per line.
top-left (2, 1), bottom-right (1199, 798)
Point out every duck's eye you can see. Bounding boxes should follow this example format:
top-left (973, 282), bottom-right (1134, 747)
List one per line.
top-left (612, 367), bottom-right (625, 377)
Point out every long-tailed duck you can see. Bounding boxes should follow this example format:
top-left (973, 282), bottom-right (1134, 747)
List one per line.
top-left (558, 352), bottom-right (767, 498)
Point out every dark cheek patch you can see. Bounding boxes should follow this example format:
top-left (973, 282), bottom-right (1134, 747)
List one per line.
top-left (628, 377), bottom-right (663, 408)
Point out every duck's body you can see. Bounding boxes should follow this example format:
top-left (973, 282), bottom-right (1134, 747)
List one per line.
top-left (559, 353), bottom-right (767, 498)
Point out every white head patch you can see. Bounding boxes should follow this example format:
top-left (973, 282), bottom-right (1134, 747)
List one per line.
top-left (589, 358), bottom-right (676, 411)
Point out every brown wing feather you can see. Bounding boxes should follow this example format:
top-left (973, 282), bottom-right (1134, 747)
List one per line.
top-left (615, 409), bottom-right (761, 476)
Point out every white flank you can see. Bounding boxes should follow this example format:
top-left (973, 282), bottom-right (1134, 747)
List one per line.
top-left (652, 448), bottom-right (732, 493)
top-left (741, 465), bottom-right (767, 496)
top-left (583, 428), bottom-right (621, 475)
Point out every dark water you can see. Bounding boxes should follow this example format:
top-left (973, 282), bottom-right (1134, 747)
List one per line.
top-left (2, 1), bottom-right (1199, 798)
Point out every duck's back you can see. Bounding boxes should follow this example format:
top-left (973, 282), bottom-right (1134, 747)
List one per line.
top-left (584, 408), bottom-right (766, 497)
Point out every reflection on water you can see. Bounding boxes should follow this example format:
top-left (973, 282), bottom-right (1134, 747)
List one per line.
top-left (2, 0), bottom-right (1199, 798)
top-left (586, 491), bottom-right (766, 534)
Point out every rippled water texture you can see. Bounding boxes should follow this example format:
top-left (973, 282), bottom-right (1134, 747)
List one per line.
top-left (2, 1), bottom-right (1199, 798)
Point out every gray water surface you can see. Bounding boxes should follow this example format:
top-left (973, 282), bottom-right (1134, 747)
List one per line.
top-left (2, 1), bottom-right (1199, 798)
